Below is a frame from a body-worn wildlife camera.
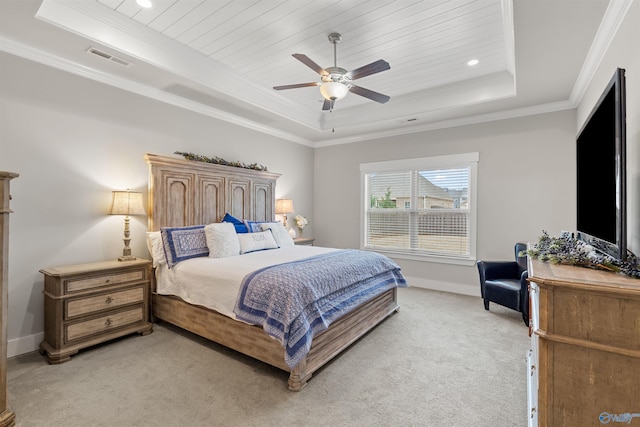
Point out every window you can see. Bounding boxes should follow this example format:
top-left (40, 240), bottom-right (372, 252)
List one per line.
top-left (360, 153), bottom-right (478, 265)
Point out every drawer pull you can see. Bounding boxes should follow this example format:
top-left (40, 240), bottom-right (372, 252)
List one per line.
top-left (104, 318), bottom-right (113, 327)
top-left (105, 296), bottom-right (113, 304)
top-left (105, 279), bottom-right (111, 283)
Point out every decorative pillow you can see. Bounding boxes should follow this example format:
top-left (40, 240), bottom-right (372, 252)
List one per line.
top-left (244, 220), bottom-right (273, 233)
top-left (237, 230), bottom-right (279, 254)
top-left (222, 212), bottom-right (248, 233)
top-left (146, 231), bottom-right (166, 267)
top-left (204, 222), bottom-right (241, 258)
top-left (260, 222), bottom-right (295, 248)
top-left (160, 225), bottom-right (208, 268)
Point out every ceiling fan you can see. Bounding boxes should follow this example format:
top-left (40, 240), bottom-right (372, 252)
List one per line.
top-left (273, 33), bottom-right (391, 111)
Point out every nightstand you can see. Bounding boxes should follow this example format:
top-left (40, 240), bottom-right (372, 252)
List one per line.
top-left (294, 237), bottom-right (315, 246)
top-left (39, 258), bottom-right (153, 364)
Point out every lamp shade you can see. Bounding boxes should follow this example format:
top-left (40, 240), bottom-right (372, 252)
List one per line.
top-left (110, 191), bottom-right (145, 216)
top-left (320, 81), bottom-right (349, 101)
top-left (275, 198), bottom-right (295, 214)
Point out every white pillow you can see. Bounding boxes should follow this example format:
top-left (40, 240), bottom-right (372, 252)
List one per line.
top-left (237, 230), bottom-right (279, 254)
top-left (204, 222), bottom-right (241, 258)
top-left (146, 231), bottom-right (166, 267)
top-left (260, 222), bottom-right (295, 248)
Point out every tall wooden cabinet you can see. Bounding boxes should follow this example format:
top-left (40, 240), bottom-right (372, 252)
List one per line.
top-left (527, 257), bottom-right (640, 426)
top-left (0, 172), bottom-right (18, 427)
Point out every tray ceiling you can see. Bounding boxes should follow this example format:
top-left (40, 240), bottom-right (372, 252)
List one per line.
top-left (0, 0), bottom-right (622, 145)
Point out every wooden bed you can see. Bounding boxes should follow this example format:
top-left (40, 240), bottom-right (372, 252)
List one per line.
top-left (144, 153), bottom-right (400, 390)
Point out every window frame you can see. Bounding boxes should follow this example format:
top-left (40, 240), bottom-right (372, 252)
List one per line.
top-left (360, 153), bottom-right (479, 266)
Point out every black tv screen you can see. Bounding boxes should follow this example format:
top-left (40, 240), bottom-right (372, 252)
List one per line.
top-left (576, 68), bottom-right (626, 260)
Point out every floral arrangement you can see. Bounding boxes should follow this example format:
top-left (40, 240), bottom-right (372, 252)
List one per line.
top-left (525, 231), bottom-right (639, 279)
top-left (175, 151), bottom-right (268, 171)
top-left (294, 215), bottom-right (308, 232)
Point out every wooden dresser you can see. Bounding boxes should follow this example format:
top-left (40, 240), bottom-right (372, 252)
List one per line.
top-left (527, 257), bottom-right (640, 426)
top-left (0, 172), bottom-right (18, 427)
top-left (39, 259), bottom-right (153, 364)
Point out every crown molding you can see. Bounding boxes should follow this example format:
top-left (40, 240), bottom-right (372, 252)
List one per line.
top-left (569, 0), bottom-right (634, 106)
top-left (2, 0), bottom-right (630, 149)
top-left (0, 37), bottom-right (313, 147)
top-left (313, 100), bottom-right (575, 148)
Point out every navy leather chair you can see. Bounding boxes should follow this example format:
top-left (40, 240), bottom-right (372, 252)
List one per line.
top-left (477, 243), bottom-right (529, 326)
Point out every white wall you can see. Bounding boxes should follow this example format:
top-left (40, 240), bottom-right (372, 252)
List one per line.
top-left (576, 0), bottom-right (640, 255)
top-left (313, 110), bottom-right (577, 295)
top-left (0, 53), bottom-right (314, 356)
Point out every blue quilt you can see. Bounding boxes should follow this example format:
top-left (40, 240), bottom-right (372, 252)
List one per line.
top-left (233, 249), bottom-right (407, 369)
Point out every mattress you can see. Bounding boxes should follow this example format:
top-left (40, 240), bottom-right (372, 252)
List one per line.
top-left (154, 245), bottom-right (338, 319)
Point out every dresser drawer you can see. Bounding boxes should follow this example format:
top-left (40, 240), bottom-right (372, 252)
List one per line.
top-left (65, 269), bottom-right (145, 293)
top-left (65, 306), bottom-right (144, 342)
top-left (65, 286), bottom-right (144, 320)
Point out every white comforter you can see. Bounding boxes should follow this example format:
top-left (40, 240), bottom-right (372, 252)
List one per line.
top-left (155, 245), bottom-right (338, 319)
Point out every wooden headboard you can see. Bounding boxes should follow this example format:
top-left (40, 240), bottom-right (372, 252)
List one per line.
top-left (144, 153), bottom-right (281, 232)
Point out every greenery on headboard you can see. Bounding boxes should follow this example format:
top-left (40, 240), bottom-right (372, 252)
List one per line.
top-left (175, 151), bottom-right (268, 171)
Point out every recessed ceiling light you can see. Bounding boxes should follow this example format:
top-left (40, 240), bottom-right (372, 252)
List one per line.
top-left (137, 0), bottom-right (152, 8)
top-left (467, 59), bottom-right (479, 66)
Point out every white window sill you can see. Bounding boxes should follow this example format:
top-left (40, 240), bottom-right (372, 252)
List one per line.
top-left (362, 247), bottom-right (477, 266)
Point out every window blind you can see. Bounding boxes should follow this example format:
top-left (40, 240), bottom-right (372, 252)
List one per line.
top-left (361, 153), bottom-right (478, 261)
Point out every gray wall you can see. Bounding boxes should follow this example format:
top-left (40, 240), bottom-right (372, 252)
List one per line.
top-left (313, 110), bottom-right (577, 294)
top-left (576, 0), bottom-right (640, 254)
top-left (1, 0), bottom-right (638, 357)
top-left (0, 53), bottom-right (314, 356)
top-left (313, 0), bottom-right (640, 296)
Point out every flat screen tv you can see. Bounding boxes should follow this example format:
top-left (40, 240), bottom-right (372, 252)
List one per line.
top-left (576, 67), bottom-right (627, 261)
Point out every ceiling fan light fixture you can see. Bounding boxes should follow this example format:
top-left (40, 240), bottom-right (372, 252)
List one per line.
top-left (320, 81), bottom-right (349, 101)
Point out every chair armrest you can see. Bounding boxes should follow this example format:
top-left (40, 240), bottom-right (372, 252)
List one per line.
top-left (520, 270), bottom-right (530, 319)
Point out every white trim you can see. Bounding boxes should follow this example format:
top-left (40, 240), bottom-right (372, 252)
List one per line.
top-left (2, 0), bottom-right (630, 148)
top-left (315, 101), bottom-right (574, 148)
top-left (35, 0), bottom-right (321, 132)
top-left (403, 275), bottom-right (479, 297)
top-left (570, 0), bottom-right (634, 106)
top-left (0, 37), bottom-right (314, 147)
top-left (8, 332), bottom-right (44, 358)
top-left (360, 152), bottom-right (480, 172)
top-left (368, 248), bottom-right (477, 266)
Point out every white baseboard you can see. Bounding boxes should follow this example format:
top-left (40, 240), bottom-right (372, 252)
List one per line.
top-left (404, 275), bottom-right (480, 298)
top-left (8, 332), bottom-right (43, 358)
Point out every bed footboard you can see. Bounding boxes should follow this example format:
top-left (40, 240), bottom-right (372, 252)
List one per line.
top-left (152, 288), bottom-right (399, 391)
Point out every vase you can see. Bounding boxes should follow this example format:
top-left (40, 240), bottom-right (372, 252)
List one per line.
top-left (297, 228), bottom-right (303, 237)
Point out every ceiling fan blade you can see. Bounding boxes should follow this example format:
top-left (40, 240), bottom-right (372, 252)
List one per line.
top-left (292, 54), bottom-right (328, 76)
top-left (273, 82), bottom-right (320, 90)
top-left (322, 99), bottom-right (333, 111)
top-left (349, 85), bottom-right (390, 104)
top-left (347, 59), bottom-right (390, 80)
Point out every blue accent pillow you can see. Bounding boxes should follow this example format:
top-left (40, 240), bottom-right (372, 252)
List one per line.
top-left (244, 220), bottom-right (272, 233)
top-left (160, 225), bottom-right (208, 268)
top-left (222, 213), bottom-right (248, 233)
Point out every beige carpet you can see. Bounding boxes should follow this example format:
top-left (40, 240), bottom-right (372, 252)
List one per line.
top-left (7, 287), bottom-right (529, 427)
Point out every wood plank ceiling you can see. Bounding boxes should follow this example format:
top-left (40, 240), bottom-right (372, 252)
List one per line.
top-left (95, 0), bottom-right (510, 112)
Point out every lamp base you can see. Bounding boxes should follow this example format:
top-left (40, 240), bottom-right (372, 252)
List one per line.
top-left (118, 255), bottom-right (137, 262)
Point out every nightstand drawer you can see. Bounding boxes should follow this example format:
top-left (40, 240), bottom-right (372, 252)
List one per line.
top-left (66, 286), bottom-right (144, 319)
top-left (65, 269), bottom-right (145, 293)
top-left (66, 306), bottom-right (144, 342)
